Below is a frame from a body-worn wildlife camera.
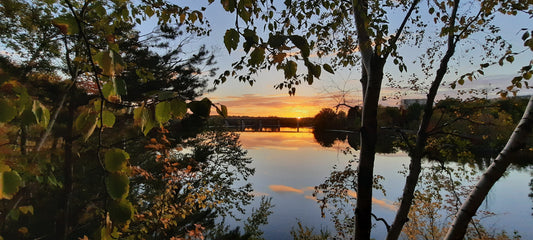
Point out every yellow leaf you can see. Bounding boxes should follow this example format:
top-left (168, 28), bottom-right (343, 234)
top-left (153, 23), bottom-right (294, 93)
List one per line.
top-left (18, 205), bottom-right (34, 215)
top-left (18, 227), bottom-right (28, 234)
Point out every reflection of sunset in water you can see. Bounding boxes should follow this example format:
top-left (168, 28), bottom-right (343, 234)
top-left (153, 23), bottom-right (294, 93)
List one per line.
top-left (236, 127), bottom-right (532, 240)
top-left (239, 130), bottom-right (350, 151)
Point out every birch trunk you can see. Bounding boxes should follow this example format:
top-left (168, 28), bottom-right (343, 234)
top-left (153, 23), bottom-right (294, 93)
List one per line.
top-left (444, 96), bottom-right (533, 240)
top-left (445, 97), bottom-right (533, 240)
top-left (351, 0), bottom-right (383, 238)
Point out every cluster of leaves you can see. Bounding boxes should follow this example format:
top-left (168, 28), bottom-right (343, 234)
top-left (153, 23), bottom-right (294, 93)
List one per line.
top-left (421, 97), bottom-right (531, 166)
top-left (0, 0), bottom-right (257, 239)
top-left (289, 221), bottom-right (330, 240)
top-left (402, 164), bottom-right (522, 240)
top-left (215, 0), bottom-right (342, 95)
top-left (0, 80), bottom-right (50, 199)
top-left (124, 129), bottom-right (258, 239)
top-left (311, 155), bottom-right (386, 239)
top-left (452, 27), bottom-right (533, 98)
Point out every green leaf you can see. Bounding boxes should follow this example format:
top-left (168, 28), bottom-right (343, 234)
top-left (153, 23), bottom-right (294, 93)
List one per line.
top-left (20, 109), bottom-right (37, 126)
top-left (312, 64), bottom-right (321, 79)
top-left (157, 91), bottom-right (174, 100)
top-left (74, 111), bottom-right (98, 141)
top-left (100, 110), bottom-right (115, 128)
top-left (238, 9), bottom-right (251, 22)
top-left (32, 100), bottom-right (50, 128)
top-left (155, 101), bottom-right (172, 123)
top-left (243, 29), bottom-right (258, 53)
top-left (114, 78), bottom-right (127, 95)
top-left (1, 171), bottom-right (22, 199)
top-left (141, 108), bottom-right (155, 136)
top-left (323, 64), bottom-right (334, 74)
top-left (525, 39), bottom-right (533, 51)
top-left (289, 35), bottom-right (310, 58)
top-left (145, 6), bottom-right (154, 17)
top-left (101, 81), bottom-right (115, 99)
top-left (94, 51), bottom-right (111, 75)
top-left (248, 47), bottom-right (265, 66)
top-left (104, 149), bottom-right (129, 172)
top-left (188, 98), bottom-right (212, 117)
top-left (94, 2), bottom-right (107, 17)
top-left (133, 107), bottom-right (143, 126)
top-left (224, 28), bottom-right (240, 53)
top-left (0, 98), bottom-right (17, 123)
top-left (216, 105), bottom-right (228, 118)
top-left (268, 34), bottom-right (286, 49)
top-left (7, 208), bottom-right (20, 220)
top-left (170, 99), bottom-right (187, 119)
top-left (284, 61), bottom-right (298, 79)
top-left (307, 73), bottom-right (314, 85)
top-left (109, 199), bottom-right (133, 224)
top-left (94, 51), bottom-right (123, 76)
top-left (106, 173), bottom-right (129, 200)
top-left (523, 71), bottom-right (532, 80)
top-left (220, 0), bottom-right (236, 12)
top-left (52, 15), bottom-right (79, 35)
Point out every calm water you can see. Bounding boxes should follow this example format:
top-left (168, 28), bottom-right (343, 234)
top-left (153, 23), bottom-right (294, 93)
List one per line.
top-left (234, 129), bottom-right (533, 239)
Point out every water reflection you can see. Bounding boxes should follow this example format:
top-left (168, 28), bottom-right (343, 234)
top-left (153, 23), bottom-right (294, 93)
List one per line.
top-left (312, 129), bottom-right (398, 153)
top-left (241, 129), bottom-right (345, 151)
top-left (237, 129), bottom-right (533, 240)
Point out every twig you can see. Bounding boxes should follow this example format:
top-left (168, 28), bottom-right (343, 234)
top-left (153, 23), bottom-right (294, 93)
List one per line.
top-left (371, 212), bottom-right (391, 231)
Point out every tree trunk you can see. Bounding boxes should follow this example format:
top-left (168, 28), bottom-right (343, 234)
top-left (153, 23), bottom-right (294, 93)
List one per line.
top-left (58, 102), bottom-right (74, 240)
top-left (351, 0), bottom-right (384, 238)
top-left (386, 0), bottom-right (459, 238)
top-left (356, 56), bottom-right (385, 240)
top-left (20, 125), bottom-right (27, 155)
top-left (444, 96), bottom-right (533, 240)
top-left (386, 35), bottom-right (457, 240)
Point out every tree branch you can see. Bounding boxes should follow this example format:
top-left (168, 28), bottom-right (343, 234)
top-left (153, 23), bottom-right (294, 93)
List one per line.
top-left (445, 96), bottom-right (533, 239)
top-left (371, 212), bottom-right (391, 232)
top-left (387, 0), bottom-right (420, 55)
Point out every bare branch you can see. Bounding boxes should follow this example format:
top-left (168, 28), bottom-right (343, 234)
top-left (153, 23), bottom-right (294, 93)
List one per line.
top-left (387, 0), bottom-right (421, 54)
top-left (371, 212), bottom-right (391, 232)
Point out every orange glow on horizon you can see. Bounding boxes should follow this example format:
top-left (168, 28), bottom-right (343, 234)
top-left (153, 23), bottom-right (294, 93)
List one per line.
top-left (208, 94), bottom-right (332, 118)
top-left (231, 105), bottom-right (317, 118)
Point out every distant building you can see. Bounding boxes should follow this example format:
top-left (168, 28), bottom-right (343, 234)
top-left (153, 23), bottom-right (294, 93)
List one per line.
top-left (400, 98), bottom-right (426, 109)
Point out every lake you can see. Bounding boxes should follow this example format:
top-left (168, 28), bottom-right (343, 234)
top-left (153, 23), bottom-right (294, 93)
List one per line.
top-left (232, 129), bottom-right (533, 239)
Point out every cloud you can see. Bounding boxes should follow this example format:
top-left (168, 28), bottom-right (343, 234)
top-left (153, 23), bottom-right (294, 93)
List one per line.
top-left (305, 195), bottom-right (317, 201)
top-left (269, 184), bottom-right (305, 194)
top-left (266, 185), bottom-right (397, 211)
top-left (346, 190), bottom-right (397, 211)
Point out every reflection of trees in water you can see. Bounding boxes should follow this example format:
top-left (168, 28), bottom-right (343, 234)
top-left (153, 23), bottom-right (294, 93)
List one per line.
top-left (530, 176), bottom-right (533, 216)
top-left (313, 129), bottom-right (397, 154)
top-left (127, 130), bottom-right (270, 238)
top-left (313, 130), bottom-right (347, 148)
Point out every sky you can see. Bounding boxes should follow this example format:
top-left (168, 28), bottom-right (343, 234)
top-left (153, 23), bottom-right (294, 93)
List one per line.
top-left (144, 1), bottom-right (533, 118)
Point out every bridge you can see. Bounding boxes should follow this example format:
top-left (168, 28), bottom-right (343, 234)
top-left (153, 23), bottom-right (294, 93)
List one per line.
top-left (219, 117), bottom-right (312, 132)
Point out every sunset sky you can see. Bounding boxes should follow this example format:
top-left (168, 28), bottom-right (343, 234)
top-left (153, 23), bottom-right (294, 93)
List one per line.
top-left (143, 2), bottom-right (533, 118)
